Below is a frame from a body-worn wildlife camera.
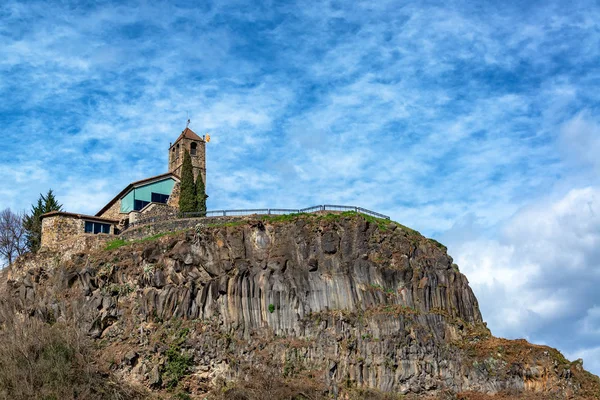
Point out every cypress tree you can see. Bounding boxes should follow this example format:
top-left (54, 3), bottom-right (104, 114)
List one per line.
top-left (23, 189), bottom-right (62, 252)
top-left (195, 175), bottom-right (207, 216)
top-left (178, 149), bottom-right (196, 214)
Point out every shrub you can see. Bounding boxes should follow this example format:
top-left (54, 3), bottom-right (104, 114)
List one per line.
top-left (162, 345), bottom-right (194, 389)
top-left (0, 299), bottom-right (146, 399)
top-left (179, 150), bottom-right (196, 213)
top-left (268, 303), bottom-right (275, 313)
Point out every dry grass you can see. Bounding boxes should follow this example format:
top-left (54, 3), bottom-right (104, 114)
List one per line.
top-left (207, 367), bottom-right (327, 400)
top-left (0, 299), bottom-right (147, 400)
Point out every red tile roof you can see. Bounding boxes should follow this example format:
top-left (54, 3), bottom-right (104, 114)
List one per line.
top-left (174, 127), bottom-right (203, 142)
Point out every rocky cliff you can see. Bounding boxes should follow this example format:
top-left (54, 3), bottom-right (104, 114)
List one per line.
top-left (3, 213), bottom-right (599, 399)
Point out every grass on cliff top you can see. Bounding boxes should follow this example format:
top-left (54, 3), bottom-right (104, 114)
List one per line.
top-left (106, 212), bottom-right (447, 255)
top-left (260, 210), bottom-right (421, 234)
top-left (104, 230), bottom-right (185, 251)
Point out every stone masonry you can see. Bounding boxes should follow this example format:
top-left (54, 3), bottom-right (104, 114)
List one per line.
top-left (97, 199), bottom-right (122, 221)
top-left (41, 213), bottom-right (116, 250)
top-left (39, 127), bottom-right (206, 248)
top-left (168, 128), bottom-right (206, 186)
top-left (166, 181), bottom-right (181, 208)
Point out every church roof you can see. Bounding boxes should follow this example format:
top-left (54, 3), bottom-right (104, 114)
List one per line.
top-left (95, 172), bottom-right (180, 217)
top-left (174, 127), bottom-right (203, 143)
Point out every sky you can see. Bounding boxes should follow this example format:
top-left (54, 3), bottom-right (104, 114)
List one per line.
top-left (1, 0), bottom-right (600, 375)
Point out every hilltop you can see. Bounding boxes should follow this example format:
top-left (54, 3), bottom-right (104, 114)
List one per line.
top-left (2, 212), bottom-right (599, 399)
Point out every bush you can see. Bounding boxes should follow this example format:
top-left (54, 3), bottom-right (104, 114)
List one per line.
top-left (179, 150), bottom-right (196, 213)
top-left (162, 345), bottom-right (194, 389)
top-left (209, 367), bottom-right (326, 400)
top-left (0, 300), bottom-right (146, 400)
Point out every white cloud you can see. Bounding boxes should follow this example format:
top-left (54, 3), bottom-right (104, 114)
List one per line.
top-left (560, 111), bottom-right (600, 173)
top-left (446, 186), bottom-right (600, 374)
top-left (2, 0), bottom-right (600, 378)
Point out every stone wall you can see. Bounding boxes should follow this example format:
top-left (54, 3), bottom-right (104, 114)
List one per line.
top-left (40, 233), bottom-right (113, 258)
top-left (166, 182), bottom-right (181, 208)
top-left (140, 203), bottom-right (178, 219)
top-left (169, 138), bottom-right (206, 187)
top-left (41, 215), bottom-right (84, 250)
top-left (120, 216), bottom-right (245, 241)
top-left (41, 214), bottom-right (116, 251)
top-left (128, 211), bottom-right (141, 224)
top-left (98, 199), bottom-right (123, 221)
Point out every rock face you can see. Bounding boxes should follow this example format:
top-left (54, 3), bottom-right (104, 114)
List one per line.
top-left (5, 214), bottom-right (599, 398)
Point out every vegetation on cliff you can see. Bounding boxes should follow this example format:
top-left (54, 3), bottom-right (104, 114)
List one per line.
top-left (2, 213), bottom-right (599, 399)
top-left (0, 299), bottom-right (146, 399)
top-left (178, 150), bottom-right (196, 213)
top-left (22, 189), bottom-right (62, 253)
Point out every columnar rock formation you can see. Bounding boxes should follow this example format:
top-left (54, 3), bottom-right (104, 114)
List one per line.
top-left (5, 213), bottom-right (598, 398)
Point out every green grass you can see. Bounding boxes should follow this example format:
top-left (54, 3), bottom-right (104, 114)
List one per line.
top-left (430, 239), bottom-right (447, 250)
top-left (205, 220), bottom-right (245, 228)
top-left (138, 232), bottom-right (173, 242)
top-left (104, 238), bottom-right (127, 251)
top-left (104, 230), bottom-right (185, 251)
top-left (260, 212), bottom-right (312, 223)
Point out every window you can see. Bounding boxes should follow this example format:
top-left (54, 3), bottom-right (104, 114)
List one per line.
top-left (176, 144), bottom-right (180, 160)
top-left (151, 192), bottom-right (169, 203)
top-left (84, 221), bottom-right (111, 234)
top-left (134, 199), bottom-right (150, 211)
top-left (191, 142), bottom-right (197, 155)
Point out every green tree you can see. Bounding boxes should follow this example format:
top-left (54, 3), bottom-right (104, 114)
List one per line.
top-left (178, 150), bottom-right (196, 214)
top-left (23, 189), bottom-right (62, 252)
top-left (42, 189), bottom-right (62, 212)
top-left (195, 175), bottom-right (207, 216)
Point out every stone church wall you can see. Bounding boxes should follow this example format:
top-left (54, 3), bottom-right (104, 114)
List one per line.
top-left (41, 214), bottom-right (117, 251)
top-left (169, 138), bottom-right (206, 187)
top-left (98, 200), bottom-right (122, 221)
top-left (167, 182), bottom-right (181, 208)
top-left (41, 215), bottom-right (84, 250)
top-left (140, 203), bottom-right (178, 219)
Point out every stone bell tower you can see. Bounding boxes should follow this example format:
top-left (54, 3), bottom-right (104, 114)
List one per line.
top-left (168, 127), bottom-right (206, 186)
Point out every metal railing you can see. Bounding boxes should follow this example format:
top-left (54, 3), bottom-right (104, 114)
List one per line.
top-left (123, 204), bottom-right (390, 232)
top-left (181, 205), bottom-right (390, 220)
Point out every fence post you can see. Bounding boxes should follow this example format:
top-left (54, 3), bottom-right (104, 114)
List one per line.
top-left (223, 211), bottom-right (227, 216)
top-left (268, 209), bottom-right (271, 215)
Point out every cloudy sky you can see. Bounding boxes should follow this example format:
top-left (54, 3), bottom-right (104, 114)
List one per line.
top-left (1, 0), bottom-right (600, 375)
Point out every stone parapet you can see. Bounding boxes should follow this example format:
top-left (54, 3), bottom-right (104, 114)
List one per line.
top-left (140, 202), bottom-right (178, 219)
top-left (120, 216), bottom-right (245, 241)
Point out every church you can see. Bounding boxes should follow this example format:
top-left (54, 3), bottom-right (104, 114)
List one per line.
top-left (40, 127), bottom-right (207, 249)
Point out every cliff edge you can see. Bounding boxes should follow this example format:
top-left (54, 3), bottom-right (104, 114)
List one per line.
top-left (3, 212), bottom-right (599, 399)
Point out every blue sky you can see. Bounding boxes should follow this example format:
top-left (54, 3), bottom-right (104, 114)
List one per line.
top-left (2, 0), bottom-right (600, 375)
